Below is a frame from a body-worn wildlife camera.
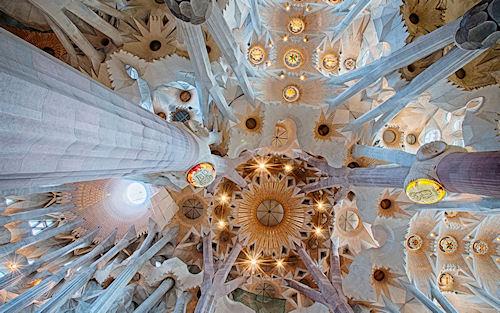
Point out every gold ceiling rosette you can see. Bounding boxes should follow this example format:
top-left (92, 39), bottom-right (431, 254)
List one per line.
top-left (447, 47), bottom-right (500, 90)
top-left (313, 111), bottom-right (344, 141)
top-left (234, 174), bottom-right (311, 257)
top-left (122, 15), bottom-right (177, 61)
top-left (400, 0), bottom-right (445, 42)
top-left (170, 187), bottom-right (209, 241)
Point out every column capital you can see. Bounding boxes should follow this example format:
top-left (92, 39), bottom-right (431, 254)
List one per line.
top-left (404, 141), bottom-right (466, 203)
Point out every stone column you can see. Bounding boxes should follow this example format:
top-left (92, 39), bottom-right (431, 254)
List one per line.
top-left (133, 278), bottom-right (174, 313)
top-left (0, 219), bottom-right (82, 258)
top-left (0, 29), bottom-right (205, 196)
top-left (430, 283), bottom-right (458, 313)
top-left (89, 226), bottom-right (178, 313)
top-left (405, 142), bottom-right (500, 203)
top-left (173, 291), bottom-right (192, 313)
top-left (436, 151), bottom-right (500, 197)
top-left (302, 166), bottom-right (410, 193)
top-left (0, 204), bottom-right (74, 227)
top-left (352, 144), bottom-right (416, 167)
top-left (400, 281), bottom-right (444, 313)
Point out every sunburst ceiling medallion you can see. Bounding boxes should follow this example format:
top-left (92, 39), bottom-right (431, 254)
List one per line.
top-left (248, 45), bottom-right (267, 65)
top-left (343, 57), bottom-right (356, 70)
top-left (235, 174), bottom-right (309, 257)
top-left (288, 17), bottom-right (305, 35)
top-left (282, 85), bottom-right (301, 102)
top-left (283, 49), bottom-right (304, 69)
top-left (321, 53), bottom-right (339, 72)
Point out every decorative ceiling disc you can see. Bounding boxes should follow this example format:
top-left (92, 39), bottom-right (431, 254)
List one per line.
top-left (248, 45), bottom-right (266, 65)
top-left (186, 162), bottom-right (216, 188)
top-left (438, 235), bottom-right (458, 254)
top-left (283, 49), bottom-right (304, 69)
top-left (406, 234), bottom-right (423, 251)
top-left (343, 57), bottom-right (356, 70)
top-left (405, 178), bottom-right (446, 204)
top-left (282, 85), bottom-right (300, 102)
top-left (288, 17), bottom-right (305, 35)
top-left (256, 199), bottom-right (285, 227)
top-left (321, 54), bottom-right (339, 72)
top-left (472, 240), bottom-right (489, 255)
top-left (337, 210), bottom-right (360, 232)
top-left (438, 272), bottom-right (455, 291)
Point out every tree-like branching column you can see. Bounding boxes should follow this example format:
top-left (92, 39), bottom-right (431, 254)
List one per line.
top-left (285, 240), bottom-right (354, 313)
top-left (195, 229), bottom-right (247, 313)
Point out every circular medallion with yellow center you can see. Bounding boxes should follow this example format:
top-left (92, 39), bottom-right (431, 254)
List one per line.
top-left (343, 57), bottom-right (356, 70)
top-left (288, 17), bottom-right (305, 34)
top-left (321, 54), bottom-right (339, 72)
top-left (248, 46), bottom-right (266, 65)
top-left (283, 49), bottom-right (304, 69)
top-left (282, 85), bottom-right (300, 103)
top-left (405, 178), bottom-right (446, 204)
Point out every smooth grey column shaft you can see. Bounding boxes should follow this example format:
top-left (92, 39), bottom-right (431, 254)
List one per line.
top-left (403, 282), bottom-right (444, 313)
top-left (352, 145), bottom-right (416, 166)
top-left (0, 29), bottom-right (202, 195)
top-left (173, 291), bottom-right (192, 313)
top-left (0, 228), bottom-right (97, 290)
top-left (436, 152), bottom-right (500, 197)
top-left (0, 204), bottom-right (74, 227)
top-left (133, 278), bottom-right (174, 313)
top-left (89, 227), bottom-right (177, 313)
top-left (430, 283), bottom-right (458, 313)
top-left (0, 219), bottom-right (82, 258)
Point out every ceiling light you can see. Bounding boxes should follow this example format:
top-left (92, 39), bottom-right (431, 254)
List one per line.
top-left (6, 261), bottom-right (19, 272)
top-left (314, 226), bottom-right (323, 236)
top-left (218, 219), bottom-right (226, 229)
top-left (219, 193), bottom-right (229, 204)
top-left (316, 201), bottom-right (325, 211)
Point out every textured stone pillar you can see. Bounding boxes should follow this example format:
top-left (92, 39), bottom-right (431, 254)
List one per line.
top-left (329, 0), bottom-right (372, 43)
top-left (436, 151), bottom-right (500, 197)
top-left (0, 29), bottom-right (204, 196)
top-left (0, 230), bottom-right (115, 313)
top-left (405, 142), bottom-right (500, 201)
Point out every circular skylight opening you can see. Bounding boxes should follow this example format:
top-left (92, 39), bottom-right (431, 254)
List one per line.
top-left (126, 182), bottom-right (148, 205)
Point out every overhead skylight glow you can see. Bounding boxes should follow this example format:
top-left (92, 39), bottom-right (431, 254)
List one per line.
top-left (126, 182), bottom-right (148, 205)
